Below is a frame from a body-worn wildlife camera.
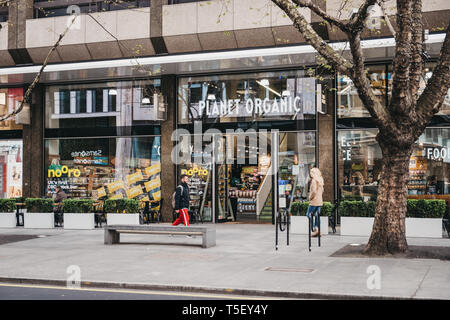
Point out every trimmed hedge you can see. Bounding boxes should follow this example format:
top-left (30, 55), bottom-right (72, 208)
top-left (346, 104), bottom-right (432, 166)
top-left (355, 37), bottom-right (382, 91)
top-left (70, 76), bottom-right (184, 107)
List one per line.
top-left (290, 201), bottom-right (333, 217)
top-left (25, 198), bottom-right (53, 213)
top-left (406, 199), bottom-right (446, 218)
top-left (342, 195), bottom-right (364, 202)
top-left (339, 201), bottom-right (376, 217)
top-left (104, 199), bottom-right (139, 214)
top-left (62, 199), bottom-right (94, 213)
top-left (0, 199), bottom-right (17, 213)
top-left (339, 200), bottom-right (446, 218)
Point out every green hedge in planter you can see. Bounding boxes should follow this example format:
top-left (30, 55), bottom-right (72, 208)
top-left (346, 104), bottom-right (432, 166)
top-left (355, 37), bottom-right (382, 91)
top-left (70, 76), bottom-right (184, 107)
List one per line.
top-left (62, 199), bottom-right (94, 213)
top-left (25, 198), bottom-right (53, 213)
top-left (339, 201), bottom-right (376, 217)
top-left (406, 199), bottom-right (446, 218)
top-left (104, 199), bottom-right (139, 214)
top-left (342, 195), bottom-right (364, 202)
top-left (14, 197), bottom-right (26, 204)
top-left (339, 200), bottom-right (446, 218)
top-left (290, 201), bottom-right (333, 216)
top-left (0, 199), bottom-right (17, 212)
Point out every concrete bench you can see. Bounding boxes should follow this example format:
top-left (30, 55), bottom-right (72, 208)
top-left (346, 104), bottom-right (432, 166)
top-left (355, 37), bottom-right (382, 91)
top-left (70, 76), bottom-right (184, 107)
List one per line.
top-left (104, 225), bottom-right (216, 248)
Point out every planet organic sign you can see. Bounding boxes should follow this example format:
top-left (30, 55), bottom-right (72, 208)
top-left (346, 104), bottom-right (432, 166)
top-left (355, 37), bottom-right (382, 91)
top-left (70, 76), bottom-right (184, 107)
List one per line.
top-left (197, 96), bottom-right (310, 117)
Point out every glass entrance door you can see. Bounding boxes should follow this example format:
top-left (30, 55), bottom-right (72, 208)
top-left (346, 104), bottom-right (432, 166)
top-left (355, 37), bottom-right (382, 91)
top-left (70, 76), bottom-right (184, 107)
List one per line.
top-left (214, 132), bottom-right (274, 223)
top-left (277, 132), bottom-right (317, 213)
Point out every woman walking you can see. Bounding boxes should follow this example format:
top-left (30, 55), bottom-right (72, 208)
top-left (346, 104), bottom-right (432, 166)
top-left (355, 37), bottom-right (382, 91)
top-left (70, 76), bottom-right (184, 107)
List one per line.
top-left (307, 167), bottom-right (324, 237)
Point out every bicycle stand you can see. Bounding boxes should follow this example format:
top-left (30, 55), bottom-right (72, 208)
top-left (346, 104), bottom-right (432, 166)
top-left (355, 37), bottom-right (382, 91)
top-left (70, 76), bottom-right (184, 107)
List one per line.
top-left (275, 209), bottom-right (290, 251)
top-left (308, 214), bottom-right (321, 252)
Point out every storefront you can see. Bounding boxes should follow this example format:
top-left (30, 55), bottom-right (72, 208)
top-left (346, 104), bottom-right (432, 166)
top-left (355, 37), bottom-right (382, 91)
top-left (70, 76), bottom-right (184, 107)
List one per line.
top-left (336, 62), bottom-right (450, 204)
top-left (44, 79), bottom-right (163, 206)
top-left (0, 88), bottom-right (23, 198)
top-left (176, 69), bottom-right (324, 222)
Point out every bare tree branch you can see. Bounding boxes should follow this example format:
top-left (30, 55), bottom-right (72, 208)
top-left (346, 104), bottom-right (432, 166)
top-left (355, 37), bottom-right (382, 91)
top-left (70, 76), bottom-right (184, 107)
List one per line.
top-left (0, 15), bottom-right (77, 122)
top-left (348, 32), bottom-right (391, 128)
top-left (272, 0), bottom-right (353, 76)
top-left (291, 0), bottom-right (350, 31)
top-left (389, 0), bottom-right (413, 116)
top-left (410, 0), bottom-right (423, 98)
top-left (378, 0), bottom-right (396, 36)
top-left (416, 22), bottom-right (450, 129)
top-left (349, 0), bottom-right (378, 31)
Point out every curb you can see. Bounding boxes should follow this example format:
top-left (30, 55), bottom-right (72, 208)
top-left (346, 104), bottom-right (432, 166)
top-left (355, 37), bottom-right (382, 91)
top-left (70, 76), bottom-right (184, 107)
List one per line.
top-left (0, 276), bottom-right (420, 300)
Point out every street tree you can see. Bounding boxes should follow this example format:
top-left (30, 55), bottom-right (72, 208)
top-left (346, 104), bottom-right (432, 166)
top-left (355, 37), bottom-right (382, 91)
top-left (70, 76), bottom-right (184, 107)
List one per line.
top-left (271, 0), bottom-right (449, 255)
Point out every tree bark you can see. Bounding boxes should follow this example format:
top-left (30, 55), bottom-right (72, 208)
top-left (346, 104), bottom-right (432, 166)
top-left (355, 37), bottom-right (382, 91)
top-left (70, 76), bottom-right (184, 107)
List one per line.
top-left (364, 134), bottom-right (412, 255)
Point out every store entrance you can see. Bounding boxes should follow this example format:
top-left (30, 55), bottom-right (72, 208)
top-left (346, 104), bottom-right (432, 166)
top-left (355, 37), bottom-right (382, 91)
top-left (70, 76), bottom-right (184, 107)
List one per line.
top-left (214, 131), bottom-right (316, 223)
top-left (215, 133), bottom-right (273, 223)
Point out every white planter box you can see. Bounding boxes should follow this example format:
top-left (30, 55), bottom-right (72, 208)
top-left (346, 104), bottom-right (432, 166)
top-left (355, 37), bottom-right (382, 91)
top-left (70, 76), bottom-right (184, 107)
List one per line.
top-left (340, 217), bottom-right (374, 236)
top-left (291, 216), bottom-right (329, 235)
top-left (340, 217), bottom-right (443, 238)
top-left (406, 218), bottom-right (442, 238)
top-left (107, 213), bottom-right (140, 225)
top-left (24, 212), bottom-right (55, 229)
top-left (64, 213), bottom-right (95, 230)
top-left (0, 213), bottom-right (17, 228)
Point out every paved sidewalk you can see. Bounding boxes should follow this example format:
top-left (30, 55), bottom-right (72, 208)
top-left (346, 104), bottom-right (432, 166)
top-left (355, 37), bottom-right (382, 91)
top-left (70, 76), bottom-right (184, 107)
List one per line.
top-left (0, 224), bottom-right (449, 299)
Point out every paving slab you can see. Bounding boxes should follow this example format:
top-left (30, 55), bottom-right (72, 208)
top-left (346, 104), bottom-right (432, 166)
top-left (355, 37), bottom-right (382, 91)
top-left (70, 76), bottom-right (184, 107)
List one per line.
top-left (0, 224), bottom-right (449, 299)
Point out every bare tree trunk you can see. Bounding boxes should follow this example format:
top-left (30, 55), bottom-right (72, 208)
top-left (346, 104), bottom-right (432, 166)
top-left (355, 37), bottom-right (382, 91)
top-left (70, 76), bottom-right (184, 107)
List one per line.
top-left (364, 136), bottom-right (413, 255)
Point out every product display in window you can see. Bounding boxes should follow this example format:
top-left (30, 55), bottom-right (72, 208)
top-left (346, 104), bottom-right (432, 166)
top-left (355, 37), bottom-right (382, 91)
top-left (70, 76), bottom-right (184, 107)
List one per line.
top-left (45, 137), bottom-right (161, 203)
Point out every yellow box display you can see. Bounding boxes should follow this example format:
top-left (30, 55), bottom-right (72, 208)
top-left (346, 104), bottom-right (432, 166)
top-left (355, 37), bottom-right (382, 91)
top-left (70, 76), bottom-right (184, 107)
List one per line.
top-left (145, 163), bottom-right (161, 177)
top-left (145, 177), bottom-right (161, 191)
top-left (126, 185), bottom-right (144, 199)
top-left (151, 190), bottom-right (161, 201)
top-left (126, 170), bottom-right (144, 186)
top-left (107, 180), bottom-right (125, 193)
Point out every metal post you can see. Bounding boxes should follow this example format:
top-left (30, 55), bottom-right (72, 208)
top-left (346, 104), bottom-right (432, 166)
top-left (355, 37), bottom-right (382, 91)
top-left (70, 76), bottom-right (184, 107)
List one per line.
top-left (275, 211), bottom-right (279, 251)
top-left (212, 137), bottom-right (216, 224)
top-left (308, 215), bottom-right (311, 252)
top-left (287, 213), bottom-right (290, 246)
top-left (318, 213), bottom-right (321, 247)
top-left (272, 130), bottom-right (279, 250)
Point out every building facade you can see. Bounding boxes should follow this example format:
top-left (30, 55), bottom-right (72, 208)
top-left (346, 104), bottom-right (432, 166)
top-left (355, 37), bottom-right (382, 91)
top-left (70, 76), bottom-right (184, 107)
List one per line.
top-left (0, 0), bottom-right (449, 223)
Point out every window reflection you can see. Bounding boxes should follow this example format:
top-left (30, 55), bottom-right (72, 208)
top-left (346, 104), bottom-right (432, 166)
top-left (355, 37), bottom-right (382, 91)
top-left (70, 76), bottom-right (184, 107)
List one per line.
top-left (418, 63), bottom-right (450, 115)
top-left (337, 65), bottom-right (387, 118)
top-left (0, 88), bottom-right (23, 131)
top-left (45, 80), bottom-right (162, 129)
top-left (338, 128), bottom-right (450, 201)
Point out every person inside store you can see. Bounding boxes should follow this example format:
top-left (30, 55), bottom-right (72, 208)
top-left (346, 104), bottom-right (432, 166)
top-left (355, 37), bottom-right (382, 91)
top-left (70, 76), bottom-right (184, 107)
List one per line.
top-left (343, 174), bottom-right (350, 186)
top-left (172, 174), bottom-right (191, 227)
top-left (53, 186), bottom-right (67, 227)
top-left (427, 176), bottom-right (439, 195)
top-left (306, 167), bottom-right (324, 237)
top-left (241, 176), bottom-right (251, 190)
top-left (252, 175), bottom-right (261, 190)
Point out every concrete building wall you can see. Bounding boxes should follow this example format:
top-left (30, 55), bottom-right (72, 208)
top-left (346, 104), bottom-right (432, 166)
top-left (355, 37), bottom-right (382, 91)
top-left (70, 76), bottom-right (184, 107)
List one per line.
top-left (0, 0), bottom-right (448, 66)
top-left (25, 8), bottom-right (153, 63)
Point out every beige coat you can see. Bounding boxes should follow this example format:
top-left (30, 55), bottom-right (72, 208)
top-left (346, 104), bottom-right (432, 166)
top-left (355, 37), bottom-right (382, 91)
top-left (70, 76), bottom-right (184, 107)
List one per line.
top-left (309, 178), bottom-right (324, 206)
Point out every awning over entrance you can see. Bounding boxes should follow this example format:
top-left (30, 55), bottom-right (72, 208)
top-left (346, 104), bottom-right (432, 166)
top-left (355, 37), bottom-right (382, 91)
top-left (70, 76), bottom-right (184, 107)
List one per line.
top-left (0, 33), bottom-right (445, 85)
